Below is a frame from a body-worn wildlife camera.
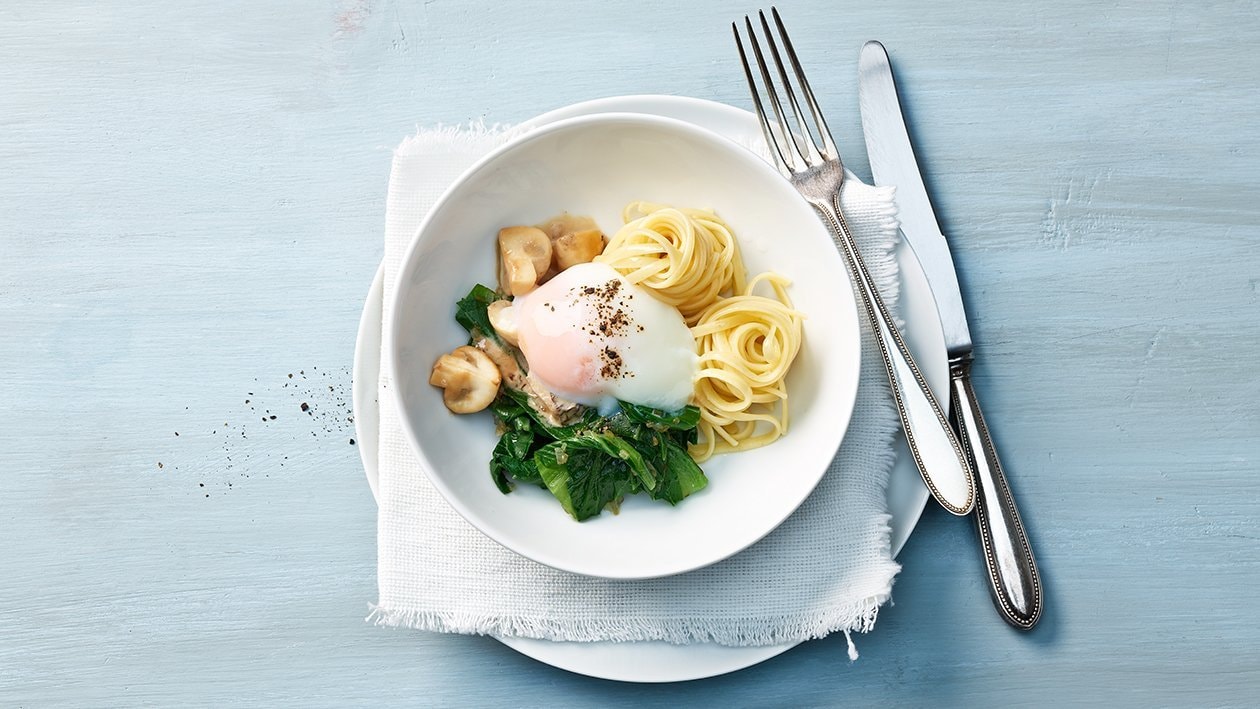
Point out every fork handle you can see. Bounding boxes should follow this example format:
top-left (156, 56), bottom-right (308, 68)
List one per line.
top-left (813, 195), bottom-right (975, 515)
top-left (950, 354), bottom-right (1043, 628)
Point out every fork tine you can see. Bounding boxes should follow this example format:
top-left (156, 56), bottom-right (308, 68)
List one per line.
top-left (743, 15), bottom-right (807, 172)
top-left (770, 6), bottom-right (838, 159)
top-left (757, 10), bottom-right (823, 166)
top-left (732, 22), bottom-right (792, 175)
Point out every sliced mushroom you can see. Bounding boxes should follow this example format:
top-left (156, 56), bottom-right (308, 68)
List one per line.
top-left (486, 299), bottom-right (520, 347)
top-left (429, 345), bottom-right (501, 414)
top-left (498, 226), bottom-right (551, 296)
top-left (538, 213), bottom-right (599, 242)
top-left (499, 226), bottom-right (551, 274)
top-left (536, 214), bottom-right (605, 274)
top-left (553, 228), bottom-right (605, 270)
top-left (502, 252), bottom-right (538, 297)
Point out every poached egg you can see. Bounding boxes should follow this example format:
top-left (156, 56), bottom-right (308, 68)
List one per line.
top-left (504, 262), bottom-right (697, 414)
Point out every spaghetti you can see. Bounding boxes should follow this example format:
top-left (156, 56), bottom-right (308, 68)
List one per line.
top-left (689, 273), bottom-right (805, 462)
top-left (595, 202), bottom-right (746, 325)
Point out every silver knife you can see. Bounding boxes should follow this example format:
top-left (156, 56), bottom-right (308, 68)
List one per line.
top-left (858, 40), bottom-right (1043, 630)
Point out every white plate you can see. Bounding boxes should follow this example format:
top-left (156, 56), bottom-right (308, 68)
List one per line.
top-left (353, 96), bottom-right (946, 681)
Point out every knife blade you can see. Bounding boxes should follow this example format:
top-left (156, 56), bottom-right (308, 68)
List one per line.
top-left (858, 40), bottom-right (1043, 629)
top-left (857, 44), bottom-right (971, 357)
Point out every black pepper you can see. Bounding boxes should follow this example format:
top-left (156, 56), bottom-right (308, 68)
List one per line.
top-left (568, 278), bottom-right (637, 380)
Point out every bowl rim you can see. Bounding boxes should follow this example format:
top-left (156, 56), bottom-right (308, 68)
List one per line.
top-left (385, 111), bottom-right (860, 579)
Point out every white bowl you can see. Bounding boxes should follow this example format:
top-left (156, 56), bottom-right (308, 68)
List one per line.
top-left (387, 113), bottom-right (859, 579)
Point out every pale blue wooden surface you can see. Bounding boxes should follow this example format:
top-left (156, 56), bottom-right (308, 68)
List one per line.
top-left (2, 0), bottom-right (1258, 705)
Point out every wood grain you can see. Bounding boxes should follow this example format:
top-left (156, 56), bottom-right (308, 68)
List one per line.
top-left (2, 0), bottom-right (1257, 704)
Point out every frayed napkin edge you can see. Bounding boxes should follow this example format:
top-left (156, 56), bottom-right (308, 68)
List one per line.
top-left (366, 579), bottom-right (895, 658)
top-left (394, 120), bottom-right (529, 157)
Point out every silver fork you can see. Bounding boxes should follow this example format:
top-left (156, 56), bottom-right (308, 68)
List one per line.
top-left (734, 8), bottom-right (975, 516)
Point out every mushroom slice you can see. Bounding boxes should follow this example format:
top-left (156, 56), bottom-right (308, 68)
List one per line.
top-left (538, 213), bottom-right (599, 242)
top-left (503, 251), bottom-right (538, 297)
top-left (429, 345), bottom-right (501, 414)
top-left (498, 226), bottom-right (551, 295)
top-left (486, 299), bottom-right (520, 347)
top-left (553, 228), bottom-right (605, 270)
top-left (498, 226), bottom-right (552, 275)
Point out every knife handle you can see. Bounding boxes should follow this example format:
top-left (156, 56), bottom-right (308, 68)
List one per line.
top-left (949, 354), bottom-right (1043, 629)
top-left (817, 195), bottom-right (975, 516)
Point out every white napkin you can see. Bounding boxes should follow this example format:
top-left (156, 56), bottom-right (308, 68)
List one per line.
top-left (370, 120), bottom-right (904, 657)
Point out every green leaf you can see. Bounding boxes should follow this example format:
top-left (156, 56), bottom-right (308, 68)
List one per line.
top-left (619, 402), bottom-right (701, 431)
top-left (490, 428), bottom-right (543, 493)
top-left (672, 424), bottom-right (700, 447)
top-left (488, 391), bottom-right (550, 493)
top-left (490, 389), bottom-right (531, 425)
top-left (455, 284), bottom-right (503, 344)
top-left (534, 431), bottom-right (660, 521)
top-left (502, 387), bottom-right (600, 439)
top-left (534, 442), bottom-right (628, 521)
top-left (646, 439), bottom-right (708, 504)
top-left (487, 386), bottom-right (707, 517)
top-left (598, 412), bottom-right (707, 506)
